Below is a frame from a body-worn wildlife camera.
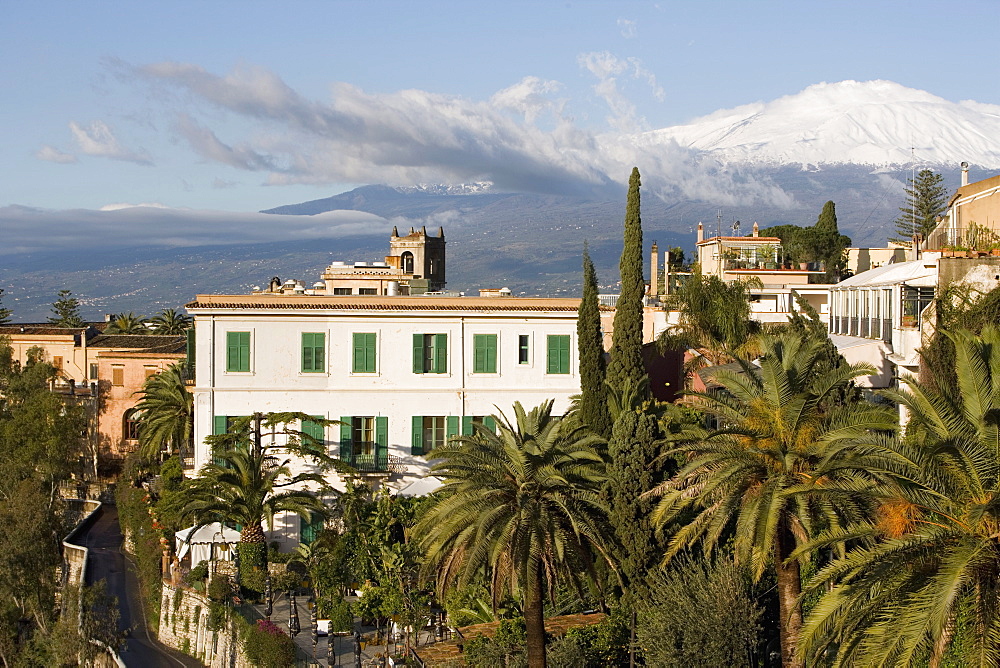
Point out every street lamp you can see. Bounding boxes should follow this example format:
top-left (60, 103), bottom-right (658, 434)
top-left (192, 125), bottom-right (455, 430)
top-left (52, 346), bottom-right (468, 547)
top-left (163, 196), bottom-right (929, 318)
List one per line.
top-left (289, 592), bottom-right (300, 637)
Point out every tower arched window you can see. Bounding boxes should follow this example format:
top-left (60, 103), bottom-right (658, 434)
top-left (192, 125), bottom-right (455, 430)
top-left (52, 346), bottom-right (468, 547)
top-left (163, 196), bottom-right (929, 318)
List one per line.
top-left (123, 408), bottom-right (141, 442)
top-left (401, 252), bottom-right (414, 274)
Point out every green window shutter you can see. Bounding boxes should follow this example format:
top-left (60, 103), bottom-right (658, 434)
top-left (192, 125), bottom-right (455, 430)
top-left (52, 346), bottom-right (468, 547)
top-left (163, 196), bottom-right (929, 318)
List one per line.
top-left (212, 415), bottom-right (228, 467)
top-left (484, 416), bottom-right (497, 433)
top-left (547, 335), bottom-right (570, 374)
top-left (301, 513), bottom-right (324, 546)
top-left (434, 333), bottom-right (448, 373)
top-left (302, 333), bottom-right (325, 372)
top-left (353, 333), bottom-right (376, 373)
top-left (213, 415), bottom-right (228, 435)
top-left (227, 331), bottom-right (250, 372)
top-left (365, 333), bottom-right (376, 372)
top-left (375, 416), bottom-right (388, 447)
top-left (186, 327), bottom-right (196, 378)
top-left (412, 334), bottom-right (424, 373)
top-left (411, 415), bottom-right (423, 455)
top-left (473, 334), bottom-right (497, 373)
top-left (446, 416), bottom-right (459, 441)
top-left (339, 417), bottom-right (353, 459)
top-left (462, 416), bottom-right (474, 436)
top-left (302, 416), bottom-right (325, 444)
top-left (301, 333), bottom-right (313, 372)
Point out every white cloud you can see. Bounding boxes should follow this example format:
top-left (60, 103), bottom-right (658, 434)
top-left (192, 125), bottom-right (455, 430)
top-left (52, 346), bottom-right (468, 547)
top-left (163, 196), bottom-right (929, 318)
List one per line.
top-left (617, 18), bottom-right (637, 39)
top-left (36, 145), bottom-right (77, 164)
top-left (120, 59), bottom-right (788, 207)
top-left (69, 120), bottom-right (152, 165)
top-left (490, 77), bottom-right (564, 124)
top-left (0, 204), bottom-right (393, 255)
top-left (174, 113), bottom-right (282, 172)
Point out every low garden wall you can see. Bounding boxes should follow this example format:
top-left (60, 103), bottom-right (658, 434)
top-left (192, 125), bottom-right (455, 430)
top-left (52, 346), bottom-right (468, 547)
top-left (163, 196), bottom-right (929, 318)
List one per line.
top-left (159, 581), bottom-right (250, 668)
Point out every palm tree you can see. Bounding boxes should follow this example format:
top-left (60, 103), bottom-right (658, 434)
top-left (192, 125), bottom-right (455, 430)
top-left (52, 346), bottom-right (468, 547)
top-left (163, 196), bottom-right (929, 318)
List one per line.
top-left (417, 400), bottom-right (614, 668)
top-left (149, 308), bottom-right (192, 335)
top-left (104, 311), bottom-right (149, 334)
top-left (133, 362), bottom-right (192, 460)
top-left (799, 326), bottom-right (1000, 666)
top-left (184, 412), bottom-right (339, 595)
top-left (661, 269), bottom-right (763, 368)
top-left (649, 331), bottom-right (897, 668)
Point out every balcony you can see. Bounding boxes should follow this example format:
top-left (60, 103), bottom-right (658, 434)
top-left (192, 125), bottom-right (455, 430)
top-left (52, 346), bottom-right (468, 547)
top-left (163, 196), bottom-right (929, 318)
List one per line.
top-left (338, 445), bottom-right (406, 474)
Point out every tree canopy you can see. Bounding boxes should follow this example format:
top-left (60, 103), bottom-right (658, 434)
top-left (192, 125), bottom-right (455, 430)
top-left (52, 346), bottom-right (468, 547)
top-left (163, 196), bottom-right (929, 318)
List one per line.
top-left (47, 289), bottom-right (85, 328)
top-left (890, 168), bottom-right (949, 245)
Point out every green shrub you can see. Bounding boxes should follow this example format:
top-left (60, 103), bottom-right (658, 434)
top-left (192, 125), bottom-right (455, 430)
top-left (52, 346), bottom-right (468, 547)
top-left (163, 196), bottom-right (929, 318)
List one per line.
top-left (236, 542), bottom-right (267, 598)
top-left (463, 618), bottom-right (527, 667)
top-left (207, 575), bottom-right (233, 631)
top-left (319, 596), bottom-right (354, 633)
top-left (636, 553), bottom-right (762, 668)
top-left (242, 619), bottom-right (297, 668)
top-left (186, 560), bottom-right (209, 585)
top-left (564, 611), bottom-right (630, 667)
top-left (116, 481), bottom-right (164, 628)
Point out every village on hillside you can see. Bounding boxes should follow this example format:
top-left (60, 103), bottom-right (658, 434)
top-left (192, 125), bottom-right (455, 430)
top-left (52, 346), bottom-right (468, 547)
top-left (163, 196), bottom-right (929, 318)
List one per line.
top-left (4, 165), bottom-right (1000, 667)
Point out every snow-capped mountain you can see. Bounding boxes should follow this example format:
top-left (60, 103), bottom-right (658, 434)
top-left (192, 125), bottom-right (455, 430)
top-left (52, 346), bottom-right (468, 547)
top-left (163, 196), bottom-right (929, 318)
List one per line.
top-left (642, 80), bottom-right (1000, 168)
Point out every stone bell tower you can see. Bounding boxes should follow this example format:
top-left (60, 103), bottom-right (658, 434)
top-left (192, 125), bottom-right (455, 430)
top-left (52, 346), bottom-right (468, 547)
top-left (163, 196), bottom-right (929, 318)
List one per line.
top-left (388, 226), bottom-right (446, 291)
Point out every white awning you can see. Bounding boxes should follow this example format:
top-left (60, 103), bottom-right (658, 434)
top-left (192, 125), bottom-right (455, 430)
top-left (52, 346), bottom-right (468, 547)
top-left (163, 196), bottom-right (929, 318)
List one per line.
top-left (395, 476), bottom-right (443, 497)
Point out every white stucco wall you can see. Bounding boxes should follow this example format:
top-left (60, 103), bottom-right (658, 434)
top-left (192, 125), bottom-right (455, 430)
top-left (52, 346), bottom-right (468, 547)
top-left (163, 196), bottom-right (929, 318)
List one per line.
top-left (187, 299), bottom-right (583, 545)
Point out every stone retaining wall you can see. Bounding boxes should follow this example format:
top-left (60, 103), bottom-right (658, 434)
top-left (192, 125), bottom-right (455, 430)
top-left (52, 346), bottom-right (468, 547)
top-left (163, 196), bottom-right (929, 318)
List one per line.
top-left (158, 581), bottom-right (254, 668)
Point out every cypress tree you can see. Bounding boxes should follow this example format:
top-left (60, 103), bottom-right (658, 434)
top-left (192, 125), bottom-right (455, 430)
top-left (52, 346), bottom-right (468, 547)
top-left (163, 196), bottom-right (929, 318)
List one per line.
top-left (814, 200), bottom-right (851, 281)
top-left (578, 245), bottom-right (611, 438)
top-left (606, 407), bottom-right (660, 596)
top-left (607, 167), bottom-right (648, 394)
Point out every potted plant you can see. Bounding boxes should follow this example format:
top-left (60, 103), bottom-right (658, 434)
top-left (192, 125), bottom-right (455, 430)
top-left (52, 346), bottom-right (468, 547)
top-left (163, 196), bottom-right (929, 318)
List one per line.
top-left (901, 315), bottom-right (917, 328)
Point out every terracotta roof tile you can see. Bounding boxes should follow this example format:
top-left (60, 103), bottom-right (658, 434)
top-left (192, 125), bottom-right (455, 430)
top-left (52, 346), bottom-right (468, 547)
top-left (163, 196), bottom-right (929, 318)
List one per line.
top-left (185, 295), bottom-right (601, 312)
top-left (88, 334), bottom-right (186, 352)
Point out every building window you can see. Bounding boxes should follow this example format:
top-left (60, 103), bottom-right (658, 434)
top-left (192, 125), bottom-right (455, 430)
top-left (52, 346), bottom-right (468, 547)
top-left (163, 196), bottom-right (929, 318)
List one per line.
top-left (144, 366), bottom-right (158, 379)
top-left (352, 333), bottom-right (377, 373)
top-left (546, 335), bottom-right (571, 374)
top-left (123, 409), bottom-right (141, 441)
top-left (333, 288), bottom-right (352, 295)
top-left (112, 365), bottom-right (124, 386)
top-left (352, 416), bottom-right (375, 454)
top-left (339, 415), bottom-right (388, 472)
top-left (301, 332), bottom-right (326, 373)
top-left (302, 416), bottom-right (325, 445)
top-left (301, 513), bottom-right (324, 545)
top-left (461, 415), bottom-right (497, 436)
top-left (518, 335), bottom-right (530, 364)
top-left (901, 286), bottom-right (934, 328)
top-left (401, 251), bottom-right (414, 274)
top-left (413, 333), bottom-right (447, 374)
top-left (52, 356), bottom-right (63, 371)
top-left (473, 334), bottom-right (497, 374)
top-left (409, 415), bottom-right (447, 456)
top-left (89, 363), bottom-right (99, 380)
top-left (358, 288), bottom-right (378, 295)
top-left (226, 331), bottom-right (250, 372)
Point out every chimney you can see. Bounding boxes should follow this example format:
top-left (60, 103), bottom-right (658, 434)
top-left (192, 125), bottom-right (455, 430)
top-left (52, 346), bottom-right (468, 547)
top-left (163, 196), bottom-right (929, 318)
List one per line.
top-left (752, 221), bottom-right (759, 238)
top-left (961, 161), bottom-right (969, 186)
top-left (650, 242), bottom-right (659, 300)
top-left (697, 221), bottom-right (704, 243)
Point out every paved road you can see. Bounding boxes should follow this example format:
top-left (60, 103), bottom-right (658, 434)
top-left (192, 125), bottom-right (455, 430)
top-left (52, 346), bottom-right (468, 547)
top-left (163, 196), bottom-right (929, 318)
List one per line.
top-left (82, 505), bottom-right (202, 668)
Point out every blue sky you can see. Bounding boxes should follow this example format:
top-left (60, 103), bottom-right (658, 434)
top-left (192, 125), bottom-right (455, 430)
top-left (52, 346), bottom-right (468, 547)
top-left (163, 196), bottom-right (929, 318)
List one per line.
top-left (2, 0), bottom-right (999, 217)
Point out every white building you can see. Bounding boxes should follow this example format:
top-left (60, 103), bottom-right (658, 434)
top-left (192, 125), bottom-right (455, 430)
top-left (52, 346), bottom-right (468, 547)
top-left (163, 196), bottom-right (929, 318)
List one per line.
top-left (828, 256), bottom-right (1000, 397)
top-left (186, 293), bottom-right (584, 544)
